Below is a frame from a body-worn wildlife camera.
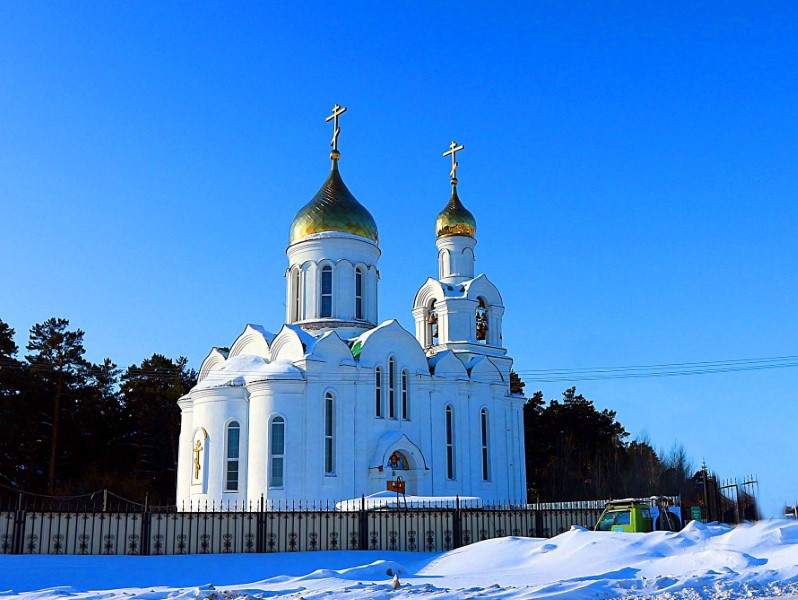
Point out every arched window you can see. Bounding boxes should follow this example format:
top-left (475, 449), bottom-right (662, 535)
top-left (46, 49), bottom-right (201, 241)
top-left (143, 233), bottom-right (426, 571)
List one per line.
top-left (388, 356), bottom-right (396, 419)
top-left (445, 405), bottom-right (455, 480)
top-left (375, 367), bottom-right (383, 418)
top-left (476, 297), bottom-right (488, 342)
top-left (480, 409), bottom-right (490, 481)
top-left (355, 267), bottom-right (364, 320)
top-left (225, 421), bottom-right (240, 491)
top-left (293, 269), bottom-right (301, 321)
top-left (320, 265), bottom-right (333, 318)
top-left (427, 299), bottom-right (438, 347)
top-left (401, 370), bottom-right (409, 420)
top-left (269, 416), bottom-right (285, 488)
top-left (324, 392), bottom-right (335, 475)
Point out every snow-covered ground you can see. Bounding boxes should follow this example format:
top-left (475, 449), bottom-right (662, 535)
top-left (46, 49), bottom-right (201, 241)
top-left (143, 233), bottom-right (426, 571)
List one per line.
top-left (1, 520), bottom-right (797, 599)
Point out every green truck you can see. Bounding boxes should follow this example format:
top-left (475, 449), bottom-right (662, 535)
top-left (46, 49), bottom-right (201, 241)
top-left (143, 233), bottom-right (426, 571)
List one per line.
top-left (594, 496), bottom-right (682, 533)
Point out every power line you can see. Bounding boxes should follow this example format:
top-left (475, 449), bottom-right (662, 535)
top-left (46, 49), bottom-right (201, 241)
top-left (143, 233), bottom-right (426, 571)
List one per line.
top-left (2, 353), bottom-right (797, 383)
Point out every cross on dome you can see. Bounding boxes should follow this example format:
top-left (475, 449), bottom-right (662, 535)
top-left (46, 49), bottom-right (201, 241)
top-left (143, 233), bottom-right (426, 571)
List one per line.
top-left (325, 103), bottom-right (348, 161)
top-left (443, 140), bottom-right (465, 185)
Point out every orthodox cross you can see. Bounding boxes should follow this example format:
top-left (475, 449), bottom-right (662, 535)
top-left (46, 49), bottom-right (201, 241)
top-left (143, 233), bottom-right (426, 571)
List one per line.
top-left (325, 103), bottom-right (348, 156)
top-left (443, 140), bottom-right (465, 184)
top-left (193, 440), bottom-right (202, 480)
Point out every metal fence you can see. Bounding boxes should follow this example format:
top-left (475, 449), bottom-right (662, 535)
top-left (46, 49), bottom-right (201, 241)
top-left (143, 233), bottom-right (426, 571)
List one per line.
top-left (0, 500), bottom-right (602, 556)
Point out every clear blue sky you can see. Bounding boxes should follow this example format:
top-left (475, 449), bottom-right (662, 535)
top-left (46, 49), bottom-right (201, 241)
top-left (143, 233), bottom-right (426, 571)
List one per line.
top-left (1, 2), bottom-right (796, 516)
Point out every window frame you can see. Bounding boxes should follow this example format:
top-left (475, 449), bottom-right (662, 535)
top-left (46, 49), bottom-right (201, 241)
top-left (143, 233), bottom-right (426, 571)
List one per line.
top-left (269, 416), bottom-right (286, 489)
top-left (401, 370), bottom-right (409, 420)
top-left (480, 408), bottom-right (490, 481)
top-left (320, 265), bottom-right (333, 318)
top-left (445, 404), bottom-right (455, 480)
top-left (293, 268), bottom-right (301, 321)
top-left (388, 356), bottom-right (396, 419)
top-left (324, 391), bottom-right (335, 475)
top-left (355, 267), bottom-right (364, 320)
top-left (225, 420), bottom-right (241, 492)
top-left (375, 366), bottom-right (383, 418)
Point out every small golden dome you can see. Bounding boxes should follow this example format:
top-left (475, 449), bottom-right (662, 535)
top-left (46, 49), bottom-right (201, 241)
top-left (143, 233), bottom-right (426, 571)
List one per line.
top-left (435, 187), bottom-right (476, 238)
top-left (289, 163), bottom-right (378, 244)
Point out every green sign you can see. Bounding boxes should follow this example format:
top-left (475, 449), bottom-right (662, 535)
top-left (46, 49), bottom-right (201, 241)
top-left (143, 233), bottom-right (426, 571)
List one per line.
top-left (691, 506), bottom-right (703, 521)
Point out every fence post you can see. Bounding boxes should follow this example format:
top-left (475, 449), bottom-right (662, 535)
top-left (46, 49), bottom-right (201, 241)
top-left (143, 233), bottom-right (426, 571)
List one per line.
top-left (139, 502), bottom-right (151, 556)
top-left (452, 495), bottom-right (462, 549)
top-left (12, 508), bottom-right (25, 555)
top-left (256, 494), bottom-right (265, 553)
top-left (358, 494), bottom-right (368, 550)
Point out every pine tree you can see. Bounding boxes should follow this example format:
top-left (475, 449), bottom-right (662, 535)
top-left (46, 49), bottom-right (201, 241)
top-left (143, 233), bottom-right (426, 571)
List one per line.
top-left (0, 319), bottom-right (23, 488)
top-left (25, 318), bottom-right (89, 493)
top-left (119, 354), bottom-right (195, 502)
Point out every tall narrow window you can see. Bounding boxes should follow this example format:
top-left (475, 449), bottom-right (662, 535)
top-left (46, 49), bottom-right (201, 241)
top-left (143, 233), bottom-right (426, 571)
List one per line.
top-left (270, 416), bottom-right (285, 488)
top-left (293, 269), bottom-right (301, 321)
top-left (388, 357), bottom-right (396, 419)
top-left (225, 421), bottom-right (240, 491)
top-left (320, 265), bottom-right (333, 318)
top-left (401, 370), bottom-right (409, 420)
top-left (480, 409), bottom-right (490, 481)
top-left (324, 392), bottom-right (335, 475)
top-left (375, 367), bottom-right (383, 418)
top-left (445, 405), bottom-right (455, 479)
top-left (355, 268), bottom-right (363, 320)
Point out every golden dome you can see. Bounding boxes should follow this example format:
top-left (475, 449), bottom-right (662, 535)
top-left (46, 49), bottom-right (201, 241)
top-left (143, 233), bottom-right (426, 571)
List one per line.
top-left (435, 187), bottom-right (476, 238)
top-left (289, 163), bottom-right (378, 244)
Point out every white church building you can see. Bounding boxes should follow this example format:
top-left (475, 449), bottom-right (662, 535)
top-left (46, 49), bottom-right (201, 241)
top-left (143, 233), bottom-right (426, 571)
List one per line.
top-left (176, 108), bottom-right (527, 507)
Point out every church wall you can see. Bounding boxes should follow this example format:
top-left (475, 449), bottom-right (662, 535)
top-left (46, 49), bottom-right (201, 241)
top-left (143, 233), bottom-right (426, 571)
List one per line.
top-left (246, 380), bottom-right (305, 506)
top-left (185, 387), bottom-right (249, 505)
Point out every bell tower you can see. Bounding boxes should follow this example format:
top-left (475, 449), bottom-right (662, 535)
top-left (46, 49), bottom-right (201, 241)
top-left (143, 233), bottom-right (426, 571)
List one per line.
top-left (412, 141), bottom-right (507, 365)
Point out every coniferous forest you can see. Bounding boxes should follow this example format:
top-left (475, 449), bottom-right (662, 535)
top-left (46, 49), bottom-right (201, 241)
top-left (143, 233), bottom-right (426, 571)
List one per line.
top-left (0, 317), bottom-right (695, 505)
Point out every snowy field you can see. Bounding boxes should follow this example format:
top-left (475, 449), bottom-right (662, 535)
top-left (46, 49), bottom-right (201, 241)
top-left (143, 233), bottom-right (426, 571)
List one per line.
top-left (1, 520), bottom-right (797, 600)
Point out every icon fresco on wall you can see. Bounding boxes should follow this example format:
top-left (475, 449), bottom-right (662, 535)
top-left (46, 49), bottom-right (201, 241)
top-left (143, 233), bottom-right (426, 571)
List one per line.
top-left (388, 451), bottom-right (409, 471)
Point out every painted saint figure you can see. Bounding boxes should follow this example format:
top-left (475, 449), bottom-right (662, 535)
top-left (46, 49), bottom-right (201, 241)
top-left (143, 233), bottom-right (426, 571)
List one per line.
top-left (388, 451), bottom-right (408, 471)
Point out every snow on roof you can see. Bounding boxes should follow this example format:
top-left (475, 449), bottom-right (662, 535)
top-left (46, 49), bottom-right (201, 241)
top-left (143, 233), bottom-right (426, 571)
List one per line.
top-left (193, 355), bottom-right (303, 390)
top-left (282, 323), bottom-right (318, 353)
top-left (246, 323), bottom-right (276, 342)
top-left (348, 319), bottom-right (403, 358)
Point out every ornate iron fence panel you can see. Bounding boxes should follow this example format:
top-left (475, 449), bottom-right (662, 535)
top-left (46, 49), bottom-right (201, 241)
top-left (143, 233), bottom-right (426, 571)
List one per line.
top-left (0, 505), bottom-right (617, 556)
top-left (365, 508), bottom-right (455, 552)
top-left (19, 512), bottom-right (143, 555)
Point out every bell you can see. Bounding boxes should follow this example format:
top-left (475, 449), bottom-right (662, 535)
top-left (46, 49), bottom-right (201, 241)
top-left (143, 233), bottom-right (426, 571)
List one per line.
top-left (427, 312), bottom-right (438, 325)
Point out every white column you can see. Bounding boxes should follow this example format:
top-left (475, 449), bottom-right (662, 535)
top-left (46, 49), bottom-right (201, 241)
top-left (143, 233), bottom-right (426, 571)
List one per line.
top-left (436, 235), bottom-right (476, 284)
top-left (176, 399), bottom-right (193, 507)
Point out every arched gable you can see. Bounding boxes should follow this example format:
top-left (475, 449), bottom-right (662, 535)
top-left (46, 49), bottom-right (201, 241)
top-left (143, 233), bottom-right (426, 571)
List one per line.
top-left (464, 354), bottom-right (505, 384)
top-left (463, 274), bottom-right (504, 307)
top-left (270, 324), bottom-right (316, 362)
top-left (354, 320), bottom-right (428, 372)
top-left (309, 331), bottom-right (355, 366)
top-left (369, 432), bottom-right (429, 471)
top-left (412, 278), bottom-right (446, 310)
top-left (428, 350), bottom-right (468, 379)
top-left (198, 347), bottom-right (229, 384)
top-left (228, 324), bottom-right (275, 360)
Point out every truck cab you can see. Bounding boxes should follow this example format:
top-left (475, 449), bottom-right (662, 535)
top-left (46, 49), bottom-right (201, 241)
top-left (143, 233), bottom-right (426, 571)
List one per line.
top-left (594, 497), bottom-right (681, 533)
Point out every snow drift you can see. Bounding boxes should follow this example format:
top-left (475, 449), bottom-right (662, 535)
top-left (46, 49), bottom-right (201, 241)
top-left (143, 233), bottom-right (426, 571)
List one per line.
top-left (1, 519), bottom-right (797, 599)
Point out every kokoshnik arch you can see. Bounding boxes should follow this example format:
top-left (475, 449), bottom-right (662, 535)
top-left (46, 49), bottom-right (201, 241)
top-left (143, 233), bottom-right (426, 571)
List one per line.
top-left (176, 105), bottom-right (527, 507)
